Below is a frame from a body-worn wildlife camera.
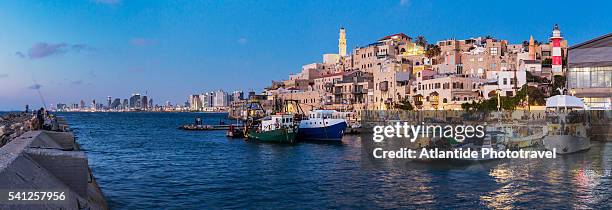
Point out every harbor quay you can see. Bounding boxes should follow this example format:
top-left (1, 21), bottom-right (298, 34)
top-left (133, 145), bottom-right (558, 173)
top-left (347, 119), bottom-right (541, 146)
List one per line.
top-left (0, 113), bottom-right (107, 210)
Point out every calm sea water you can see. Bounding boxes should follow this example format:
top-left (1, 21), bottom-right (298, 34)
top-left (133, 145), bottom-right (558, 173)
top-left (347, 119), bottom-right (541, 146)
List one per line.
top-left (54, 112), bottom-right (611, 209)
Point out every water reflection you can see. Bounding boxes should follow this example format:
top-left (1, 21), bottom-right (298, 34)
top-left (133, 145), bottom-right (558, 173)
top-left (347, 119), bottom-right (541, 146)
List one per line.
top-left (56, 112), bottom-right (612, 209)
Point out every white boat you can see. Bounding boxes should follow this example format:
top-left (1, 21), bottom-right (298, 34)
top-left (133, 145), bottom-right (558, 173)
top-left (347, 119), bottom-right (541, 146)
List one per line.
top-left (454, 131), bottom-right (505, 161)
top-left (488, 123), bottom-right (546, 149)
top-left (297, 110), bottom-right (347, 141)
top-left (542, 95), bottom-right (591, 154)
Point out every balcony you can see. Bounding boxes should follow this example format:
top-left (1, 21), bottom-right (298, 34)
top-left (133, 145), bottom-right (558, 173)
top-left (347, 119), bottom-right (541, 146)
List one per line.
top-left (352, 88), bottom-right (367, 94)
top-left (379, 81), bottom-right (389, 91)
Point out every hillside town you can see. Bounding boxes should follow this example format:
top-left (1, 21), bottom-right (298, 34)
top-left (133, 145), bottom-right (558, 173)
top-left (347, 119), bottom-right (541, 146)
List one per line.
top-left (212, 25), bottom-right (610, 118)
top-left (56, 25), bottom-right (611, 115)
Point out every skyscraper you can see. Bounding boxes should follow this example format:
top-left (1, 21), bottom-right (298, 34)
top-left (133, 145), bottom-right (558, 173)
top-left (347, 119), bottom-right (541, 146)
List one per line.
top-left (232, 91), bottom-right (244, 102)
top-left (200, 92), bottom-right (213, 108)
top-left (189, 94), bottom-right (202, 111)
top-left (129, 94), bottom-right (141, 109)
top-left (107, 96), bottom-right (112, 109)
top-left (213, 90), bottom-right (228, 107)
top-left (141, 95), bottom-right (148, 110)
top-left (111, 98), bottom-right (121, 110)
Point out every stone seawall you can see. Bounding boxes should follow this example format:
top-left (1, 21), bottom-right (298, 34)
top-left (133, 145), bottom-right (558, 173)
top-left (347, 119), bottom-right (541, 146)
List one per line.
top-left (0, 114), bottom-right (108, 209)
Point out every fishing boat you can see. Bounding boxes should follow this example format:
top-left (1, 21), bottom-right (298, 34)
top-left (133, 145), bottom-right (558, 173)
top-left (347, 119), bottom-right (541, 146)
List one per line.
top-left (542, 95), bottom-right (591, 154)
top-left (488, 123), bottom-right (546, 149)
top-left (298, 110), bottom-right (347, 141)
top-left (453, 131), bottom-right (505, 162)
top-left (247, 113), bottom-right (298, 143)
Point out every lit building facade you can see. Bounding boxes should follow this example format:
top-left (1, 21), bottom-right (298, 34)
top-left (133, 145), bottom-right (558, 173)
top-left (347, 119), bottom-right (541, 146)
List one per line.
top-left (567, 33), bottom-right (612, 110)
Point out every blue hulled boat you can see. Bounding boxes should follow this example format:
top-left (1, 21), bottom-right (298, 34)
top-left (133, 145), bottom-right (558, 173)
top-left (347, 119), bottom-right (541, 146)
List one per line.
top-left (298, 110), bottom-right (348, 141)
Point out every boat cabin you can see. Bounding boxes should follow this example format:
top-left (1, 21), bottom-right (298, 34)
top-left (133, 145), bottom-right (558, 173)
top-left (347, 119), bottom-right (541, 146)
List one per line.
top-left (307, 110), bottom-right (345, 119)
top-left (544, 95), bottom-right (588, 136)
top-left (261, 114), bottom-right (295, 131)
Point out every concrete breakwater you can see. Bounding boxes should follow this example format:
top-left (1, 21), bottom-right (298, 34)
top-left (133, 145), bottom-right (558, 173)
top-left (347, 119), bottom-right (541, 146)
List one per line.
top-left (0, 113), bottom-right (108, 209)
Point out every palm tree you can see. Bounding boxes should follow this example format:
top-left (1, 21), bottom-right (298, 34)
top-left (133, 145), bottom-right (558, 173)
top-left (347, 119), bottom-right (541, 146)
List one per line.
top-left (425, 44), bottom-right (441, 59)
top-left (425, 44), bottom-right (441, 65)
top-left (415, 35), bottom-right (427, 47)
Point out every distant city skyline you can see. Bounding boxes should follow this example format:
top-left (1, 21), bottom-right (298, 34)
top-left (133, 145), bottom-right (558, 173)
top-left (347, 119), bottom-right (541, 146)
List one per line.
top-left (1, 0), bottom-right (612, 110)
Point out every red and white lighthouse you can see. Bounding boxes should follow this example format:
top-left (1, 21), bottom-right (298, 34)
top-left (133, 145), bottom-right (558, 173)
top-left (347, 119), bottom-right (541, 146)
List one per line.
top-left (550, 24), bottom-right (563, 74)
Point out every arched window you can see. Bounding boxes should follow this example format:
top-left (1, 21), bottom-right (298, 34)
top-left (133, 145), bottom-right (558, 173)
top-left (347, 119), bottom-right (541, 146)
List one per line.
top-left (443, 98), bottom-right (447, 103)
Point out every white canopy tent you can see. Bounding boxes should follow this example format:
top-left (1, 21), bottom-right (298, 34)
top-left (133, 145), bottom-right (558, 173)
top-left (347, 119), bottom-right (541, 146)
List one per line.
top-left (545, 95), bottom-right (585, 109)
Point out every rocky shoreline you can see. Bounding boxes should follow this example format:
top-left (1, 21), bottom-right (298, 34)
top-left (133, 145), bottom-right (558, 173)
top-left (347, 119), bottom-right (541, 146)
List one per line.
top-left (0, 113), bottom-right (32, 147)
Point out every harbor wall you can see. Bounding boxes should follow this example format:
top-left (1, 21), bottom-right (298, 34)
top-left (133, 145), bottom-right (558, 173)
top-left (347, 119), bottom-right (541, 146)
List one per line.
top-left (0, 117), bottom-right (108, 209)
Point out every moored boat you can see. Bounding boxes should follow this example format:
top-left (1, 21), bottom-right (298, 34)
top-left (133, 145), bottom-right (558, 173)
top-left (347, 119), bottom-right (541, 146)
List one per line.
top-left (542, 95), bottom-right (591, 154)
top-left (298, 110), bottom-right (347, 141)
top-left (247, 113), bottom-right (297, 143)
top-left (453, 131), bottom-right (505, 162)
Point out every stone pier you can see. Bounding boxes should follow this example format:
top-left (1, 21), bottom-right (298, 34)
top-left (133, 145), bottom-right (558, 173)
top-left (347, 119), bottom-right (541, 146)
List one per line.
top-left (0, 115), bottom-right (108, 209)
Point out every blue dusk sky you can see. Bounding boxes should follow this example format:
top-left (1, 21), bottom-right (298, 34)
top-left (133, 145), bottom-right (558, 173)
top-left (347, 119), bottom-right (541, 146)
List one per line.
top-left (1, 0), bottom-right (611, 110)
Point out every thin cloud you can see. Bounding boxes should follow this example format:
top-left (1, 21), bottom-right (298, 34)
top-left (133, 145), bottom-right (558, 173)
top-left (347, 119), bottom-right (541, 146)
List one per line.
top-left (237, 38), bottom-right (248, 45)
top-left (71, 80), bottom-right (83, 85)
top-left (17, 42), bottom-right (94, 59)
top-left (28, 43), bottom-right (67, 58)
top-left (0, 74), bottom-right (8, 78)
top-left (399, 0), bottom-right (410, 6)
top-left (71, 44), bottom-right (96, 52)
top-left (28, 84), bottom-right (42, 90)
top-left (130, 38), bottom-right (157, 47)
top-left (15, 52), bottom-right (25, 58)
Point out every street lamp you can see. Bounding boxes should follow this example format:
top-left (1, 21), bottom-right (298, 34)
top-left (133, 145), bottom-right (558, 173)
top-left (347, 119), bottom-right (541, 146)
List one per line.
top-left (496, 89), bottom-right (501, 111)
top-left (526, 94), bottom-right (530, 111)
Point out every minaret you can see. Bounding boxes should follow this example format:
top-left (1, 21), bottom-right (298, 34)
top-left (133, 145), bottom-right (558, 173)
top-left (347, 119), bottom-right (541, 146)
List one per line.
top-left (338, 27), bottom-right (347, 57)
top-left (550, 24), bottom-right (563, 75)
top-left (528, 35), bottom-right (536, 60)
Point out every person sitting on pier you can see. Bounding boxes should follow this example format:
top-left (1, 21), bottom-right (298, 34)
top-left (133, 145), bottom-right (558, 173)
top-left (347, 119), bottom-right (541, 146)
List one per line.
top-left (51, 115), bottom-right (60, 131)
top-left (36, 108), bottom-right (45, 129)
top-left (43, 116), bottom-right (52, 130)
top-left (29, 115), bottom-right (40, 130)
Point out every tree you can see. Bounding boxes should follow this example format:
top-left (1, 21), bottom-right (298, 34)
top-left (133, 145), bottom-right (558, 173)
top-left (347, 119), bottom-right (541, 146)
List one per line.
top-left (461, 85), bottom-right (545, 111)
top-left (522, 40), bottom-right (529, 49)
top-left (541, 58), bottom-right (552, 67)
top-left (526, 71), bottom-right (548, 83)
top-left (425, 44), bottom-right (441, 59)
top-left (551, 75), bottom-right (566, 96)
top-left (415, 36), bottom-right (427, 47)
top-left (525, 86), bottom-right (546, 106)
